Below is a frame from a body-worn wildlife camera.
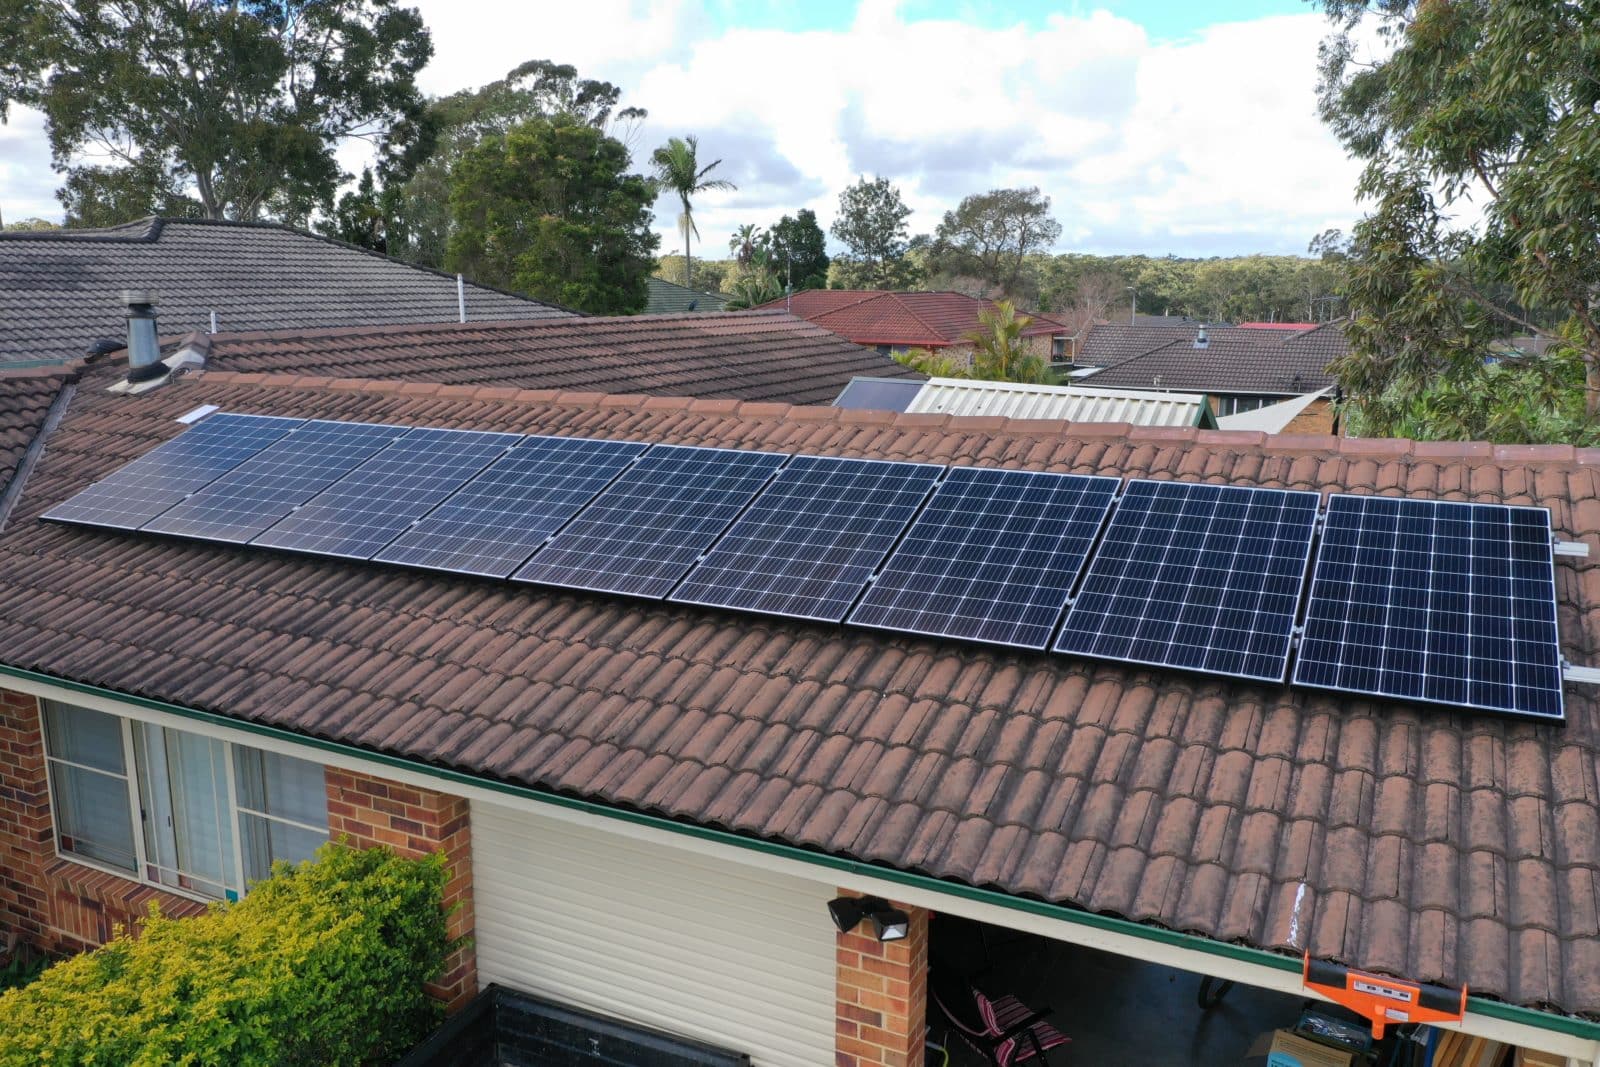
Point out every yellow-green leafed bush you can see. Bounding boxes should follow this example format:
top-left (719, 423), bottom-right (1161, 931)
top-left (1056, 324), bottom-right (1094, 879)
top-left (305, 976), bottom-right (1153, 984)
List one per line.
top-left (0, 844), bottom-right (451, 1067)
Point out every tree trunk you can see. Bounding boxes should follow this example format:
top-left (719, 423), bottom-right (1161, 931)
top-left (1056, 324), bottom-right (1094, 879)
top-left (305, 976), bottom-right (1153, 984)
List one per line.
top-left (1587, 354), bottom-right (1600, 419)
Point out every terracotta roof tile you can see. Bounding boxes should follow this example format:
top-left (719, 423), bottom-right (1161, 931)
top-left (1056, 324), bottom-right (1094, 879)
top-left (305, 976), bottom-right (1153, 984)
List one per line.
top-left (4, 375), bottom-right (1600, 1015)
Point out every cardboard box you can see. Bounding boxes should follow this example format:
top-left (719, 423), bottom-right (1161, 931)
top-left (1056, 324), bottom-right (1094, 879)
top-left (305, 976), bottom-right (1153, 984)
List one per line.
top-left (1264, 1029), bottom-right (1356, 1067)
top-left (1513, 1049), bottom-right (1564, 1067)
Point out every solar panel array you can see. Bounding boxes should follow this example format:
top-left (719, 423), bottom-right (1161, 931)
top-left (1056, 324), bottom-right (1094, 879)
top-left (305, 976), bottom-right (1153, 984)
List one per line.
top-left (1294, 495), bottom-right (1564, 720)
top-left (1055, 481), bottom-right (1320, 682)
top-left (850, 468), bottom-right (1119, 649)
top-left (670, 456), bottom-right (943, 623)
top-left (42, 411), bottom-right (1575, 722)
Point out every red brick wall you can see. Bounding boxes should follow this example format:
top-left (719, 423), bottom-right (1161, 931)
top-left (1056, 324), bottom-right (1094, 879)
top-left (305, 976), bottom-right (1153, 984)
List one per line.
top-left (0, 688), bottom-right (203, 955)
top-left (834, 891), bottom-right (930, 1067)
top-left (325, 767), bottom-right (477, 1013)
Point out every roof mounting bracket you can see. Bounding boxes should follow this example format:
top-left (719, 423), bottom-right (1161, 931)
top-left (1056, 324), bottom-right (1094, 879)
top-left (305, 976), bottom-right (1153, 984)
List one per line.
top-left (1563, 664), bottom-right (1600, 685)
top-left (1553, 540), bottom-right (1590, 558)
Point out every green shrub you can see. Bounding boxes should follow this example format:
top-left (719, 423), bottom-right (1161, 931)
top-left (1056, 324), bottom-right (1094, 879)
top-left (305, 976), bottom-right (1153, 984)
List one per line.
top-left (0, 844), bottom-right (452, 1066)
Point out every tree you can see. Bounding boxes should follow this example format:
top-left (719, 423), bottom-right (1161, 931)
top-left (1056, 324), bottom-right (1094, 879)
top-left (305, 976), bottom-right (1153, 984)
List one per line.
top-left (767, 209), bottom-right (829, 290)
top-left (389, 59), bottom-right (645, 267)
top-left (319, 169), bottom-right (390, 252)
top-left (830, 176), bottom-right (914, 289)
top-left (446, 118), bottom-right (658, 315)
top-left (57, 159), bottom-right (200, 227)
top-left (650, 135), bottom-right (735, 288)
top-left (1053, 270), bottom-right (1125, 338)
top-left (931, 187), bottom-right (1062, 296)
top-left (729, 224), bottom-right (762, 267)
top-left (2, 217), bottom-right (60, 232)
top-left (1318, 0), bottom-right (1600, 422)
top-left (965, 301), bottom-right (1055, 383)
top-left (7, 0), bottom-right (433, 223)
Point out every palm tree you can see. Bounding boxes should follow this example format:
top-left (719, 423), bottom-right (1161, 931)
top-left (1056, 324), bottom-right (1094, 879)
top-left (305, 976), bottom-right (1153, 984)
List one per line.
top-left (966, 302), bottom-right (1056, 384)
top-left (729, 223), bottom-right (760, 267)
top-left (651, 136), bottom-right (736, 288)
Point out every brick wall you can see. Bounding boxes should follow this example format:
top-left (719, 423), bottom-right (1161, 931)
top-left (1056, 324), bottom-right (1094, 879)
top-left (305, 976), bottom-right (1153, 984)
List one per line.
top-left (834, 891), bottom-right (930, 1067)
top-left (0, 687), bottom-right (203, 956)
top-left (325, 767), bottom-right (477, 1013)
top-left (1284, 396), bottom-right (1337, 434)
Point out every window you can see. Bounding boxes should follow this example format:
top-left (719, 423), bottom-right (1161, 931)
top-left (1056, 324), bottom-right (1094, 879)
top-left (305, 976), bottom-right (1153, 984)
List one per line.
top-left (42, 702), bottom-right (329, 901)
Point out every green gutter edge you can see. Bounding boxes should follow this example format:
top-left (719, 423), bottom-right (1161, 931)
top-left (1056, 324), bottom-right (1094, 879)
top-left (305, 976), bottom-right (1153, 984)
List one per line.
top-left (4, 661), bottom-right (1595, 1044)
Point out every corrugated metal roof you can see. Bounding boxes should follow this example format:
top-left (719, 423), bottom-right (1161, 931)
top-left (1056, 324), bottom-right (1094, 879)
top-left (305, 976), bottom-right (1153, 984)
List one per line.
top-left (904, 377), bottom-right (1212, 426)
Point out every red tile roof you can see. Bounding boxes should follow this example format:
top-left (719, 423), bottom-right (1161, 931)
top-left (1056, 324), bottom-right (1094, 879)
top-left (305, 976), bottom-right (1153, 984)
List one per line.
top-left (4, 377), bottom-right (1599, 1017)
top-left (171, 311), bottom-right (922, 406)
top-left (755, 291), bottom-right (1069, 347)
top-left (0, 365), bottom-right (74, 509)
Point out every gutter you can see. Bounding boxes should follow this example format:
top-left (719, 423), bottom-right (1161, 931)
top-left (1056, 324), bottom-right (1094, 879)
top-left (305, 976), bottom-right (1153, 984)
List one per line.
top-left (2, 660), bottom-right (1596, 1050)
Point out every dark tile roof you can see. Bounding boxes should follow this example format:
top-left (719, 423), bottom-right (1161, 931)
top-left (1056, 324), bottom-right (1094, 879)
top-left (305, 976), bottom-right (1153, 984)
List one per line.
top-left (756, 290), bottom-right (1069, 347)
top-left (1080, 322), bottom-right (1347, 395)
top-left (0, 366), bottom-right (73, 505)
top-left (1076, 323), bottom-right (1282, 368)
top-left (644, 277), bottom-right (730, 314)
top-left (0, 217), bottom-right (572, 366)
top-left (4, 375), bottom-right (1599, 1017)
top-left (182, 311), bottom-right (923, 406)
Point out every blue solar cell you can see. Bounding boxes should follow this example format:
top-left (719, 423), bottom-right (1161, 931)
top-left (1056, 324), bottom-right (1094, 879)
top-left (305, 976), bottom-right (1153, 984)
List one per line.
top-left (848, 467), bottom-right (1119, 649)
top-left (513, 444), bottom-right (789, 598)
top-left (1293, 494), bottom-right (1563, 720)
top-left (373, 435), bottom-right (647, 578)
top-left (251, 427), bottom-right (521, 560)
top-left (41, 413), bottom-right (304, 530)
top-left (1054, 480), bottom-right (1320, 682)
top-left (141, 420), bottom-right (412, 543)
top-left (669, 455), bottom-right (942, 623)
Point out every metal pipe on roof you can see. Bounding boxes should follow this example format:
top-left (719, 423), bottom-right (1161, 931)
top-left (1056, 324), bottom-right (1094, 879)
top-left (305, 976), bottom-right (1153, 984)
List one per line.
top-left (122, 290), bottom-right (164, 384)
top-left (457, 274), bottom-right (466, 323)
top-left (209, 310), bottom-right (217, 334)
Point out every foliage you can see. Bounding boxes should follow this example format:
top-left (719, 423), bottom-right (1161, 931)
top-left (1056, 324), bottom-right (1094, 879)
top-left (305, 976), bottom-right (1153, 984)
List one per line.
top-left (724, 269), bottom-right (784, 310)
top-left (1343, 348), bottom-right (1600, 447)
top-left (389, 59), bottom-right (644, 267)
top-left (0, 949), bottom-right (46, 993)
top-left (830, 176), bottom-right (914, 288)
top-left (1317, 0), bottom-right (1600, 419)
top-left (1026, 251), bottom-right (1344, 325)
top-left (767, 209), bottom-right (829, 290)
top-left (318, 168), bottom-right (392, 252)
top-left (8, 0), bottom-right (433, 222)
top-left (655, 256), bottom-right (730, 295)
top-left (1, 217), bottom-right (61, 233)
top-left (828, 253), bottom-right (923, 291)
top-left (728, 223), bottom-right (763, 267)
top-left (966, 301), bottom-right (1056, 383)
top-left (650, 135), bottom-right (735, 288)
top-left (446, 117), bottom-right (657, 314)
top-left (929, 187), bottom-right (1062, 298)
top-left (58, 159), bottom-right (202, 227)
top-left (0, 844), bottom-right (451, 1067)
top-left (894, 347), bottom-right (969, 378)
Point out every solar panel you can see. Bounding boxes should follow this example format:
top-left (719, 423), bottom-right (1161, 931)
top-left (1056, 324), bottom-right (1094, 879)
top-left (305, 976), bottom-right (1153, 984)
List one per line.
top-left (41, 413), bottom-right (304, 530)
top-left (372, 435), bottom-right (648, 578)
top-left (250, 427), bottom-right (521, 560)
top-left (512, 444), bottom-right (789, 599)
top-left (848, 467), bottom-right (1120, 649)
top-left (669, 455), bottom-right (943, 623)
top-left (1292, 494), bottom-right (1564, 720)
top-left (1054, 480), bottom-right (1319, 682)
top-left (141, 420), bottom-right (412, 543)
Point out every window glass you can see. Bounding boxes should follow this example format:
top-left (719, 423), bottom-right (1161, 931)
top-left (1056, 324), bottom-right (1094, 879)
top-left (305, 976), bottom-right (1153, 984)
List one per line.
top-left (240, 815), bottom-right (327, 883)
top-left (137, 724), bottom-right (237, 900)
top-left (42, 703), bottom-right (136, 871)
top-left (233, 748), bottom-right (328, 829)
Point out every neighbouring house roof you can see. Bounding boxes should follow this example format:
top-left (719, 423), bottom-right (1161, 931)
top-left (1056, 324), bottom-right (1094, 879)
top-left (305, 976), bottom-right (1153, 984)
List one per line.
top-left (643, 277), bottom-right (730, 315)
top-left (1079, 322), bottom-right (1347, 396)
top-left (755, 290), bottom-right (1070, 348)
top-left (1240, 322), bottom-right (1319, 330)
top-left (0, 366), bottom-right (73, 506)
top-left (0, 216), bottom-right (572, 367)
top-left (4, 370), bottom-right (1599, 1018)
top-left (894, 377), bottom-right (1216, 428)
top-left (1075, 323), bottom-right (1282, 368)
top-left (173, 311), bottom-right (923, 406)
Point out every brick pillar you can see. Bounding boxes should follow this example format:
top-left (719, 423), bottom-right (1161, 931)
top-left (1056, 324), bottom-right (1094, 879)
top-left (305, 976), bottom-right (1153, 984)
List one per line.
top-left (325, 767), bottom-right (477, 1013)
top-left (0, 689), bottom-right (52, 948)
top-left (835, 890), bottom-right (930, 1067)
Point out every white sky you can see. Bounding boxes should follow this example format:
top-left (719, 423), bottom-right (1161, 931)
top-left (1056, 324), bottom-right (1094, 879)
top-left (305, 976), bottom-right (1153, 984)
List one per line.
top-left (0, 0), bottom-right (1364, 258)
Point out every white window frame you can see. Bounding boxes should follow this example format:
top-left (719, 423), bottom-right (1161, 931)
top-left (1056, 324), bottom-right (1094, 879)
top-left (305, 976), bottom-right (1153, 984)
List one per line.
top-left (39, 702), bottom-right (329, 904)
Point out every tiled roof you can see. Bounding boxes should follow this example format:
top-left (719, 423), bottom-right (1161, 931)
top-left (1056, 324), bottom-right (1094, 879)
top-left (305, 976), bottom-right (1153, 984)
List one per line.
top-left (184, 311), bottom-right (923, 406)
top-left (756, 290), bottom-right (1068, 347)
top-left (4, 375), bottom-right (1599, 1017)
top-left (644, 277), bottom-right (730, 314)
top-left (1076, 323), bottom-right (1281, 368)
top-left (0, 217), bottom-right (572, 366)
top-left (0, 367), bottom-right (73, 509)
top-left (1081, 322), bottom-right (1347, 396)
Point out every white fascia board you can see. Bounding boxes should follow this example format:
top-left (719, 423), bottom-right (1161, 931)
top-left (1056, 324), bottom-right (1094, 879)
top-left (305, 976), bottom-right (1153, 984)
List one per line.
top-left (6, 672), bottom-right (1594, 1065)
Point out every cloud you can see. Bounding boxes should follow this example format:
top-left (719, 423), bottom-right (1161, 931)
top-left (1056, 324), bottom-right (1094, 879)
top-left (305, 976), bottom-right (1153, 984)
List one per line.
top-left (0, 2), bottom-right (1363, 257)
top-left (0, 107), bottom-right (62, 225)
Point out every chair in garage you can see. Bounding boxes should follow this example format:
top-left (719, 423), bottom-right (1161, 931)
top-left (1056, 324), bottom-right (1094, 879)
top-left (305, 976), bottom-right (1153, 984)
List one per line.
top-left (930, 981), bottom-right (1070, 1066)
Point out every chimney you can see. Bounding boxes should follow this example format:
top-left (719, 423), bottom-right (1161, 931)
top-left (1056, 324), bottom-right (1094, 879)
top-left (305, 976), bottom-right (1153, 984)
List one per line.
top-left (122, 290), bottom-right (163, 383)
top-left (1193, 325), bottom-right (1209, 349)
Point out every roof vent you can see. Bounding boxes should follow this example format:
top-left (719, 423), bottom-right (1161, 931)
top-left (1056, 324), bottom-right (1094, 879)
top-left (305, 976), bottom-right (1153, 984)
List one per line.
top-left (85, 337), bottom-right (124, 361)
top-left (123, 290), bottom-right (163, 384)
top-left (1193, 326), bottom-right (1209, 350)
